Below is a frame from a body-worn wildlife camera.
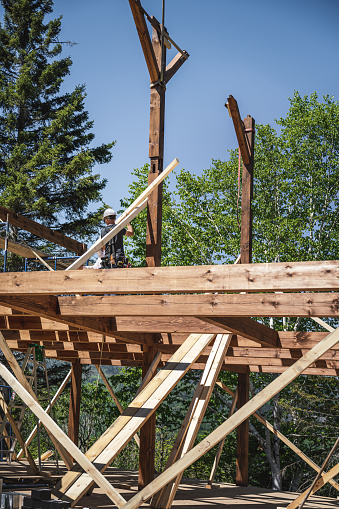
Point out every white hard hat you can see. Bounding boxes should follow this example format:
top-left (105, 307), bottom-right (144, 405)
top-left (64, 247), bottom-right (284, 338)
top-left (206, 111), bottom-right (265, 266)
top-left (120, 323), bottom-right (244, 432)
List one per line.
top-left (103, 208), bottom-right (116, 219)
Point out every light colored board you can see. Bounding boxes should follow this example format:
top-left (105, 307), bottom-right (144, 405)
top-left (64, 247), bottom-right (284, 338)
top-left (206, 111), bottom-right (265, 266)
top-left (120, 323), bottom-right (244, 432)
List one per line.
top-left (0, 332), bottom-right (73, 469)
top-left (216, 382), bottom-right (339, 493)
top-left (17, 370), bottom-right (72, 460)
top-left (66, 158), bottom-right (178, 270)
top-left (155, 334), bottom-right (232, 508)
top-left (57, 292), bottom-right (339, 317)
top-left (0, 260), bottom-right (338, 295)
top-left (96, 366), bottom-right (140, 448)
top-left (55, 333), bottom-right (215, 506)
top-left (0, 362), bottom-right (127, 508)
top-left (287, 460), bottom-right (339, 509)
top-left (206, 389), bottom-right (238, 488)
top-left (120, 325), bottom-right (339, 509)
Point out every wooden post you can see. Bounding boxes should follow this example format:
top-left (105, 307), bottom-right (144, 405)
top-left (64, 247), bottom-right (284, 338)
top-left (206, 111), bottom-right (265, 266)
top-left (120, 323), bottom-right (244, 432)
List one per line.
top-left (140, 26), bottom-right (165, 488)
top-left (68, 360), bottom-right (82, 457)
top-left (146, 27), bottom-right (165, 268)
top-left (138, 346), bottom-right (157, 490)
top-left (236, 114), bottom-right (255, 486)
top-left (128, 1), bottom-right (188, 488)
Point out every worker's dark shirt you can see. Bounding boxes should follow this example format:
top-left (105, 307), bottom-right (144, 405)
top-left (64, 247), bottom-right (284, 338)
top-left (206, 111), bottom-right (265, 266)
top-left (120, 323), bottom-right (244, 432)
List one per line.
top-left (101, 225), bottom-right (127, 258)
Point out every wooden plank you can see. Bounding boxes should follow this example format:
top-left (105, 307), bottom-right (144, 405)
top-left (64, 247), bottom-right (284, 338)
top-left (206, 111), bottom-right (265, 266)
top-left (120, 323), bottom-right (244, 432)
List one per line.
top-left (206, 389), bottom-right (238, 488)
top-left (287, 460), bottom-right (339, 509)
top-left (17, 370), bottom-right (72, 460)
top-left (155, 334), bottom-right (232, 508)
top-left (236, 370), bottom-right (249, 486)
top-left (216, 381), bottom-right (339, 493)
top-left (236, 111), bottom-right (254, 487)
top-left (54, 333), bottom-right (215, 506)
top-left (165, 51), bottom-right (189, 83)
top-left (0, 392), bottom-right (38, 473)
top-left (0, 206), bottom-right (86, 255)
top-left (1, 260), bottom-right (339, 294)
top-left (0, 362), bottom-right (127, 508)
top-left (128, 0), bottom-right (159, 82)
top-left (138, 347), bottom-right (157, 489)
top-left (0, 331), bottom-right (73, 470)
top-left (226, 96), bottom-right (251, 165)
top-left (120, 325), bottom-right (339, 509)
top-left (97, 366), bottom-right (140, 448)
top-left (67, 159), bottom-right (178, 270)
top-left (0, 237), bottom-right (49, 259)
top-left (68, 361), bottom-right (82, 458)
top-left (56, 292), bottom-right (339, 317)
top-left (200, 316), bottom-right (279, 347)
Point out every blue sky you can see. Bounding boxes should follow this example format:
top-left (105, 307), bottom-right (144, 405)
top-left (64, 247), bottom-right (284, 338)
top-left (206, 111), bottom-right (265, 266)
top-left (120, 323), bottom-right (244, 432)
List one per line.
top-left (5, 0), bottom-right (339, 212)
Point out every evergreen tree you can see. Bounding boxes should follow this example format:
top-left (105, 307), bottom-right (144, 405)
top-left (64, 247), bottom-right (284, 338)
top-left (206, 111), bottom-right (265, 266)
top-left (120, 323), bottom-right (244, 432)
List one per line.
top-left (0, 0), bottom-right (114, 247)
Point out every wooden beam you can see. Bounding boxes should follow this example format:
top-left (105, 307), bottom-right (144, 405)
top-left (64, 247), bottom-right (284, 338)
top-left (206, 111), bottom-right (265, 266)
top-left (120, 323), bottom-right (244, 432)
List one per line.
top-left (54, 333), bottom-right (215, 506)
top-left (200, 316), bottom-right (279, 347)
top-left (206, 389), bottom-right (238, 488)
top-left (128, 0), bottom-right (159, 82)
top-left (1, 260), bottom-right (338, 294)
top-left (0, 206), bottom-right (86, 255)
top-left (165, 51), bottom-right (189, 83)
top-left (97, 366), bottom-right (140, 448)
top-left (120, 325), bottom-right (339, 509)
top-left (287, 459), bottom-right (339, 509)
top-left (154, 334), bottom-right (232, 508)
top-left (56, 292), bottom-right (339, 318)
top-left (68, 360), bottom-right (82, 458)
top-left (138, 347), bottom-right (157, 489)
top-left (226, 96), bottom-right (251, 165)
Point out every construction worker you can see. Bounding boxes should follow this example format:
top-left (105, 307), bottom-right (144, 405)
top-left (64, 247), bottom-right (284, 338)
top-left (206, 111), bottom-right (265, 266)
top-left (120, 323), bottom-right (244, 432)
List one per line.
top-left (98, 208), bottom-right (134, 268)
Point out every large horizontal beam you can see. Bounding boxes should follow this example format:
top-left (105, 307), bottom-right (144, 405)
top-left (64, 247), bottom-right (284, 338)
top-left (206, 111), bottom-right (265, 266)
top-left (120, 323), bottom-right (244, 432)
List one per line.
top-left (56, 292), bottom-right (339, 317)
top-left (0, 205), bottom-right (86, 254)
top-left (0, 260), bottom-right (338, 295)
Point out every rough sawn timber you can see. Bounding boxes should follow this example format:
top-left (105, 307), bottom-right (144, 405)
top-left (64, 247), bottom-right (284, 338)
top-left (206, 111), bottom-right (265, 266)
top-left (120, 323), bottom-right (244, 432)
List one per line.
top-left (0, 260), bottom-right (337, 294)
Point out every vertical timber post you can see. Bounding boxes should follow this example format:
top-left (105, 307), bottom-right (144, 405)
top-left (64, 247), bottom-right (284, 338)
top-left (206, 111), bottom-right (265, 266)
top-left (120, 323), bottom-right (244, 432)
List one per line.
top-left (146, 27), bottom-right (165, 268)
top-left (236, 114), bottom-right (255, 486)
top-left (139, 27), bottom-right (166, 490)
top-left (68, 360), bottom-right (82, 461)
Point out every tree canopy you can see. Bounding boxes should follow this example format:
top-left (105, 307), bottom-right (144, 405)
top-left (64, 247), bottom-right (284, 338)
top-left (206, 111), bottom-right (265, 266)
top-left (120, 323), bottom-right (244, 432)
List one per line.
top-left (0, 0), bottom-right (114, 244)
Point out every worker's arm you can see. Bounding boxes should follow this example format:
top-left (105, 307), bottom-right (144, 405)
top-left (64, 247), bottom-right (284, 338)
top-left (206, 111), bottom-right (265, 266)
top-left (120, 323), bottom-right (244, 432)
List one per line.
top-left (125, 222), bottom-right (134, 237)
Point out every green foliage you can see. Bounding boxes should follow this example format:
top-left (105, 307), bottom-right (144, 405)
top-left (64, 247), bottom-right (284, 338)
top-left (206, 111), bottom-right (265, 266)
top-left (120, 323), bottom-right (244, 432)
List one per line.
top-left (0, 0), bottom-right (114, 254)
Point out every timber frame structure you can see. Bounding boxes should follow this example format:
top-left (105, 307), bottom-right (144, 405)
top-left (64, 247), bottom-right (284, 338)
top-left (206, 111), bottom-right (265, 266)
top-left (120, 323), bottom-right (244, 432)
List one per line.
top-left (1, 2), bottom-right (339, 509)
